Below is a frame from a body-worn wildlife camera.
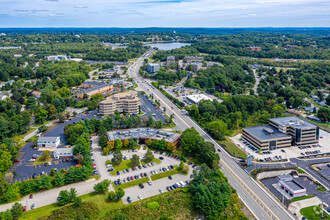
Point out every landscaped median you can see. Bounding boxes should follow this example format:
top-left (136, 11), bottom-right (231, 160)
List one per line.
top-left (150, 165), bottom-right (185, 181)
top-left (141, 158), bottom-right (161, 165)
top-left (112, 177), bottom-right (149, 190)
top-left (290, 195), bottom-right (315, 202)
top-left (108, 158), bottom-right (161, 175)
top-left (300, 205), bottom-right (330, 220)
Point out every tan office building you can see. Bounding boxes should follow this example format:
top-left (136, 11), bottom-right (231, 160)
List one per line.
top-left (99, 91), bottom-right (140, 115)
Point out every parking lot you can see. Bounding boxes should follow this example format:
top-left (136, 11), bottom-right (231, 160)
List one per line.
top-left (139, 94), bottom-right (167, 124)
top-left (230, 134), bottom-right (328, 161)
top-left (261, 176), bottom-right (330, 206)
top-left (315, 164), bottom-right (330, 181)
top-left (90, 137), bottom-right (195, 203)
top-left (13, 142), bottom-right (77, 182)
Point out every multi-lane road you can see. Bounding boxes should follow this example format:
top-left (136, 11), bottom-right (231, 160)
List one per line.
top-left (128, 50), bottom-right (294, 220)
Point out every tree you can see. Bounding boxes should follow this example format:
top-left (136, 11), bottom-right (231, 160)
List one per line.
top-left (69, 188), bottom-right (77, 202)
top-left (152, 139), bottom-right (159, 149)
top-left (116, 187), bottom-right (125, 200)
top-left (114, 139), bottom-right (122, 149)
top-left (39, 150), bottom-right (51, 161)
top-left (66, 112), bottom-right (71, 119)
top-left (166, 143), bottom-right (176, 152)
top-left (57, 190), bottom-right (71, 206)
top-left (50, 168), bottom-right (55, 177)
top-left (128, 137), bottom-right (137, 149)
top-left (144, 150), bottom-right (154, 163)
top-left (112, 150), bottom-right (123, 166)
top-left (99, 134), bottom-right (108, 149)
top-left (57, 113), bottom-right (66, 123)
top-left (83, 93), bottom-right (89, 99)
top-left (38, 125), bottom-right (49, 133)
top-left (35, 108), bottom-right (48, 124)
top-left (73, 197), bottom-right (82, 208)
top-left (73, 111), bottom-right (77, 116)
top-left (123, 139), bottom-right (129, 148)
top-left (317, 107), bottom-right (330, 122)
top-left (147, 116), bottom-right (154, 127)
top-left (94, 179), bottom-right (111, 194)
top-left (159, 139), bottom-right (167, 151)
top-left (145, 139), bottom-right (153, 147)
top-left (11, 203), bottom-right (23, 220)
top-left (108, 191), bottom-right (116, 201)
top-left (53, 171), bottom-right (65, 187)
top-left (130, 154), bottom-right (140, 167)
top-left (326, 94), bottom-right (330, 106)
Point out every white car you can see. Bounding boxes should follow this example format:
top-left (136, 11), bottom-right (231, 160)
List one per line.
top-left (159, 189), bottom-right (163, 193)
top-left (138, 195), bottom-right (143, 200)
top-left (148, 181), bottom-right (152, 186)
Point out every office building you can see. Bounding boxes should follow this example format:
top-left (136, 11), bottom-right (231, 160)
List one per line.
top-left (99, 90), bottom-right (140, 115)
top-left (77, 81), bottom-right (113, 99)
top-left (107, 128), bottom-right (181, 146)
top-left (185, 56), bottom-right (204, 63)
top-left (37, 137), bottom-right (61, 148)
top-left (245, 46), bottom-right (261, 51)
top-left (53, 147), bottom-right (74, 159)
top-left (242, 116), bottom-right (319, 151)
top-left (166, 56), bottom-right (176, 65)
top-left (242, 126), bottom-right (292, 151)
top-left (191, 63), bottom-right (203, 72)
top-left (146, 63), bottom-right (160, 73)
top-left (46, 55), bottom-right (68, 61)
top-left (269, 117), bottom-right (319, 146)
top-left (277, 175), bottom-right (306, 198)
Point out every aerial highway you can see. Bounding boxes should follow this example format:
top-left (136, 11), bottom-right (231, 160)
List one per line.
top-left (128, 50), bottom-right (294, 220)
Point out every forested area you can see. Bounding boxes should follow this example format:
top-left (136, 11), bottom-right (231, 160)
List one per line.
top-left (152, 46), bottom-right (199, 61)
top-left (184, 58), bottom-right (255, 95)
top-left (186, 95), bottom-right (285, 141)
top-left (84, 43), bottom-right (148, 61)
top-left (192, 33), bottom-right (330, 59)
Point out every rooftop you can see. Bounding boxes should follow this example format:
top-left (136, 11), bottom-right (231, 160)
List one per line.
top-left (147, 63), bottom-right (160, 67)
top-left (243, 125), bottom-right (291, 141)
top-left (82, 81), bottom-right (108, 86)
top-left (37, 136), bottom-right (60, 142)
top-left (279, 180), bottom-right (305, 192)
top-left (100, 90), bottom-right (139, 103)
top-left (77, 83), bottom-right (112, 94)
top-left (107, 128), bottom-right (180, 143)
top-left (270, 116), bottom-right (317, 129)
top-left (186, 94), bottom-right (212, 103)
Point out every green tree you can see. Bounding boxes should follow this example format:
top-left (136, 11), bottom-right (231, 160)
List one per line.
top-left (144, 150), bottom-right (154, 163)
top-left (35, 108), bottom-right (48, 124)
top-left (123, 139), bottom-right (129, 148)
top-left (130, 154), bottom-right (140, 167)
top-left (114, 139), bottom-right (122, 149)
top-left (166, 143), bottom-right (176, 152)
top-left (108, 191), bottom-right (116, 201)
top-left (53, 171), bottom-right (65, 187)
top-left (11, 202), bottom-right (23, 220)
top-left (145, 139), bottom-right (153, 147)
top-left (39, 150), bottom-right (51, 161)
top-left (152, 139), bottom-right (159, 149)
top-left (128, 137), bottom-right (137, 149)
top-left (99, 134), bottom-right (108, 149)
top-left (112, 150), bottom-right (123, 166)
top-left (159, 139), bottom-right (167, 151)
top-left (50, 168), bottom-right (56, 177)
top-left (93, 180), bottom-right (111, 194)
top-left (116, 187), bottom-right (125, 200)
top-left (57, 190), bottom-right (71, 206)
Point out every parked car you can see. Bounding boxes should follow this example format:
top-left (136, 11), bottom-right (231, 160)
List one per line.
top-left (127, 196), bottom-right (132, 203)
top-left (139, 183), bottom-right (144, 189)
top-left (23, 206), bottom-right (26, 212)
top-left (31, 204), bottom-right (35, 209)
top-left (168, 176), bottom-right (172, 180)
top-left (138, 195), bottom-right (143, 200)
top-left (159, 157), bottom-right (164, 160)
top-left (148, 181), bottom-right (152, 186)
top-left (159, 189), bottom-right (163, 193)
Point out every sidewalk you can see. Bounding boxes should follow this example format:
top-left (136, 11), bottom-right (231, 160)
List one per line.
top-left (23, 121), bottom-right (57, 142)
top-left (288, 197), bottom-right (322, 219)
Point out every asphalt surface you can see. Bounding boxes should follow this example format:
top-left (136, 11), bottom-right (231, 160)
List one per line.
top-left (139, 93), bottom-right (167, 124)
top-left (128, 50), bottom-right (294, 220)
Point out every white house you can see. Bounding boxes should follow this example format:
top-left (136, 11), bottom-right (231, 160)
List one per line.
top-left (37, 136), bottom-right (61, 148)
top-left (53, 147), bottom-right (74, 159)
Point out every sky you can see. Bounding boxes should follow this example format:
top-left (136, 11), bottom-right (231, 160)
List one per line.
top-left (0, 0), bottom-right (329, 27)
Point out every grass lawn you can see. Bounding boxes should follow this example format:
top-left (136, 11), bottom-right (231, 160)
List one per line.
top-left (307, 120), bottom-right (330, 128)
top-left (112, 177), bottom-right (150, 190)
top-left (141, 158), bottom-right (161, 165)
top-left (150, 166), bottom-right (180, 181)
top-left (20, 203), bottom-right (59, 220)
top-left (32, 157), bottom-right (53, 166)
top-left (300, 205), bottom-right (330, 220)
top-left (316, 186), bottom-right (327, 192)
top-left (291, 195), bottom-right (315, 202)
top-left (110, 160), bottom-right (132, 175)
top-left (218, 138), bottom-right (247, 159)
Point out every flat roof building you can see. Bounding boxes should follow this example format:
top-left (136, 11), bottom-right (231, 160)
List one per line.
top-left (53, 146), bottom-right (74, 159)
top-left (242, 126), bottom-right (291, 151)
top-left (242, 116), bottom-right (319, 151)
top-left (245, 46), bottom-right (261, 51)
top-left (277, 175), bottom-right (306, 198)
top-left (166, 56), bottom-right (176, 65)
top-left (37, 137), bottom-right (61, 148)
top-left (269, 117), bottom-right (319, 146)
top-left (185, 56), bottom-right (204, 63)
top-left (99, 90), bottom-right (140, 115)
top-left (107, 128), bottom-right (181, 146)
top-left (77, 81), bottom-right (113, 99)
top-left (186, 94), bottom-right (212, 104)
top-left (146, 63), bottom-right (160, 74)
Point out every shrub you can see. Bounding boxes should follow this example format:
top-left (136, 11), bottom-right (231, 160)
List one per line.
top-left (147, 201), bottom-right (160, 210)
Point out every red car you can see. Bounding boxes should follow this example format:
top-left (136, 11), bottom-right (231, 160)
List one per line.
top-left (13, 159), bottom-right (20, 163)
top-left (130, 176), bottom-right (134, 181)
top-left (93, 167), bottom-right (97, 170)
top-left (23, 206), bottom-right (26, 211)
top-left (92, 163), bottom-right (96, 166)
top-left (29, 194), bottom-right (33, 199)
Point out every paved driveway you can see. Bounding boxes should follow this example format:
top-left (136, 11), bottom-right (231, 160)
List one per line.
top-left (139, 94), bottom-right (167, 124)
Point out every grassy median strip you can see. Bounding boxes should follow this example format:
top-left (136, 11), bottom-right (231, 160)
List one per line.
top-left (218, 138), bottom-right (247, 159)
top-left (291, 195), bottom-right (315, 202)
top-left (151, 167), bottom-right (180, 181)
top-left (109, 160), bottom-right (132, 175)
top-left (141, 158), bottom-right (161, 165)
top-left (112, 177), bottom-right (149, 190)
top-left (300, 205), bottom-right (330, 220)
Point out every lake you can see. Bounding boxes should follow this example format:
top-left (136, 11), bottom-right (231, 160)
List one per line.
top-left (146, 42), bottom-right (191, 50)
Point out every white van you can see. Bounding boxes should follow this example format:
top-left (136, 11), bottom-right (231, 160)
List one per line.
top-left (179, 181), bottom-right (186, 187)
top-left (106, 164), bottom-right (113, 168)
